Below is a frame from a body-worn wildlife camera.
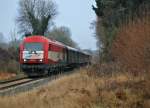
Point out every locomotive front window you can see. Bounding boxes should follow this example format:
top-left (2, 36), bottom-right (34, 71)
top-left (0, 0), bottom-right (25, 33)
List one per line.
top-left (24, 43), bottom-right (43, 51)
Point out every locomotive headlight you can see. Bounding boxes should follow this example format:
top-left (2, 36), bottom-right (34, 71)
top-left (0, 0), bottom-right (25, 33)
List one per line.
top-left (39, 59), bottom-right (43, 62)
top-left (24, 59), bottom-right (27, 62)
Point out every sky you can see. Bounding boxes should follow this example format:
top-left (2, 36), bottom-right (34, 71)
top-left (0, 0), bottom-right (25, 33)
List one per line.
top-left (0, 0), bottom-right (97, 50)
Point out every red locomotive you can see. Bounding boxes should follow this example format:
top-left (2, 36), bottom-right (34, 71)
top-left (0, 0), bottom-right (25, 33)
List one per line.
top-left (19, 35), bottom-right (91, 76)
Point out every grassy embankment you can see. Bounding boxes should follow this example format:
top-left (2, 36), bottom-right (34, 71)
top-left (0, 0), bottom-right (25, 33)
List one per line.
top-left (0, 67), bottom-right (149, 108)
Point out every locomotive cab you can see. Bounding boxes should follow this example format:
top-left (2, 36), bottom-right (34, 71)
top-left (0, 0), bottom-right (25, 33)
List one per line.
top-left (20, 36), bottom-right (49, 76)
top-left (23, 42), bottom-right (44, 63)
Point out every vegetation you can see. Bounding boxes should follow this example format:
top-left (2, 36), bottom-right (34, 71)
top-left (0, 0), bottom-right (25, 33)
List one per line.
top-left (112, 10), bottom-right (150, 71)
top-left (92, 0), bottom-right (150, 62)
top-left (0, 34), bottom-right (20, 76)
top-left (47, 26), bottom-right (77, 48)
top-left (17, 0), bottom-right (57, 35)
top-left (0, 68), bottom-right (149, 108)
top-left (0, 33), bottom-right (8, 49)
top-left (87, 1), bottom-right (150, 107)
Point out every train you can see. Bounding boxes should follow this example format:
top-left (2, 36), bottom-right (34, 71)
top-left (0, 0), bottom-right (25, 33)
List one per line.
top-left (19, 35), bottom-right (91, 76)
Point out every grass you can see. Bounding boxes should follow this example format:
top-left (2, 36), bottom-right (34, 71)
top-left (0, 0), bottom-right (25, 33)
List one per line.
top-left (0, 72), bottom-right (16, 80)
top-left (0, 67), bottom-right (149, 108)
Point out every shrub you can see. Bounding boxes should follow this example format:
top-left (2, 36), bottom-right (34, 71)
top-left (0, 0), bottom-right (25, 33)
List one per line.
top-left (6, 60), bottom-right (20, 74)
top-left (111, 9), bottom-right (150, 72)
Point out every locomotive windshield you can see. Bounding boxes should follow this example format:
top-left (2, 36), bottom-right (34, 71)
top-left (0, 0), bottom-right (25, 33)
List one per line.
top-left (24, 43), bottom-right (43, 51)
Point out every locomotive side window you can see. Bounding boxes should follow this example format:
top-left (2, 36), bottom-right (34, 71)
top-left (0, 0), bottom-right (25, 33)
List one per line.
top-left (24, 43), bottom-right (43, 51)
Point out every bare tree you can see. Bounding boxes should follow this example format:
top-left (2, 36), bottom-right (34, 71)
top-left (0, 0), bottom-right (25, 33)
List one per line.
top-left (47, 26), bottom-right (78, 48)
top-left (0, 32), bottom-right (4, 43)
top-left (17, 0), bottom-right (57, 36)
top-left (0, 32), bottom-right (9, 49)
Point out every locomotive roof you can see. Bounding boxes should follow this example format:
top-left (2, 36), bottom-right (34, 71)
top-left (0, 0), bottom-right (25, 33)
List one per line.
top-left (23, 36), bottom-right (90, 56)
top-left (24, 35), bottom-right (65, 47)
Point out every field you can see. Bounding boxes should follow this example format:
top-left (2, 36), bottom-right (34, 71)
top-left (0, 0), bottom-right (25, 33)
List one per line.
top-left (0, 67), bottom-right (149, 108)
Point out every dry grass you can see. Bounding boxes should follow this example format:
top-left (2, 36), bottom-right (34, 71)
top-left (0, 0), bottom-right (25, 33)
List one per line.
top-left (111, 9), bottom-right (150, 71)
top-left (0, 67), bottom-right (149, 108)
top-left (0, 69), bottom-right (97, 108)
top-left (0, 73), bottom-right (16, 80)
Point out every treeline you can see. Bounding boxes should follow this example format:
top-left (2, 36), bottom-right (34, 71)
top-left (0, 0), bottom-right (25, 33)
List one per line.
top-left (93, 0), bottom-right (150, 65)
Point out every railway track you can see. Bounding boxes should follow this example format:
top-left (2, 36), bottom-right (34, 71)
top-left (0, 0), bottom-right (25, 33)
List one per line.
top-left (0, 78), bottom-right (37, 91)
top-left (0, 68), bottom-right (77, 97)
top-left (0, 76), bottom-right (47, 97)
top-left (0, 74), bottom-right (28, 84)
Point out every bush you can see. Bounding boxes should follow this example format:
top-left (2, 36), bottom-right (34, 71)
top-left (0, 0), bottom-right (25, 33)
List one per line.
top-left (111, 10), bottom-right (150, 72)
top-left (7, 60), bottom-right (20, 74)
top-left (0, 47), bottom-right (19, 74)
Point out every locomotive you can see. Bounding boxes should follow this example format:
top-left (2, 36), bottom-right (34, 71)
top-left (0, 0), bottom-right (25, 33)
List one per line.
top-left (19, 36), bottom-right (91, 76)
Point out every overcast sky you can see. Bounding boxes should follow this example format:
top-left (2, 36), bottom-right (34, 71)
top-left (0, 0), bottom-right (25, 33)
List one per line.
top-left (0, 0), bottom-right (96, 50)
